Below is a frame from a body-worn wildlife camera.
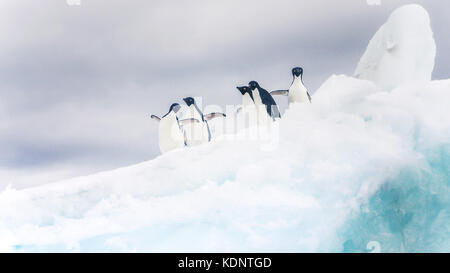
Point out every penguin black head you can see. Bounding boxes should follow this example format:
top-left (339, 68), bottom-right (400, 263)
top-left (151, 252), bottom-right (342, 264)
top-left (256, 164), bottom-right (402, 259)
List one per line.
top-left (169, 103), bottom-right (181, 113)
top-left (248, 81), bottom-right (259, 90)
top-left (292, 67), bottom-right (303, 77)
top-left (236, 86), bottom-right (251, 95)
top-left (183, 97), bottom-right (195, 106)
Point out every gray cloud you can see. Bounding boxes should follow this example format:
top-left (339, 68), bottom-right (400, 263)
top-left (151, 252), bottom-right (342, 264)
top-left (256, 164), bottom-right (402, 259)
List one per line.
top-left (0, 0), bottom-right (448, 189)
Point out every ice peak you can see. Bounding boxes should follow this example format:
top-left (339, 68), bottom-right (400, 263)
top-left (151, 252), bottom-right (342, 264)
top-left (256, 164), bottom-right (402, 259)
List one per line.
top-left (355, 4), bottom-right (436, 91)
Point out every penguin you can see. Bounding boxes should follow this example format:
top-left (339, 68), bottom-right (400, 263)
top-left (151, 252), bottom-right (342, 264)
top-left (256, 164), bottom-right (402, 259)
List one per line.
top-left (248, 81), bottom-right (281, 121)
top-left (182, 97), bottom-right (212, 146)
top-left (271, 67), bottom-right (311, 104)
top-left (237, 86), bottom-right (255, 107)
top-left (150, 103), bottom-right (186, 154)
top-left (236, 86), bottom-right (258, 128)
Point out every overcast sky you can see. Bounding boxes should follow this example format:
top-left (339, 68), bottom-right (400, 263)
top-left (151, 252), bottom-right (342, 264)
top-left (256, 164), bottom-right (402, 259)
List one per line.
top-left (0, 0), bottom-right (448, 189)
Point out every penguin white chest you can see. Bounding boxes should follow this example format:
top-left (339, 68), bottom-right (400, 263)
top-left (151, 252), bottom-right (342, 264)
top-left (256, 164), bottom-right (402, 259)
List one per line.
top-left (250, 89), bottom-right (273, 125)
top-left (289, 79), bottom-right (309, 104)
top-left (158, 113), bottom-right (185, 154)
top-left (240, 93), bottom-right (258, 128)
top-left (188, 105), bottom-right (203, 120)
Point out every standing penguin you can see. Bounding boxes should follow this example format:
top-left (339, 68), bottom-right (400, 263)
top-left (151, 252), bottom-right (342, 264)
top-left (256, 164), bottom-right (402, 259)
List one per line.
top-left (271, 67), bottom-right (311, 104)
top-left (236, 86), bottom-right (258, 128)
top-left (150, 103), bottom-right (186, 154)
top-left (248, 81), bottom-right (281, 122)
top-left (182, 97), bottom-right (212, 146)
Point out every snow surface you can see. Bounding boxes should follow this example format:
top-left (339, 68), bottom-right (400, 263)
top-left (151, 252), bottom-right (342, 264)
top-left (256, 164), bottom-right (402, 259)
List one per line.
top-left (355, 4), bottom-right (436, 91)
top-left (0, 4), bottom-right (449, 252)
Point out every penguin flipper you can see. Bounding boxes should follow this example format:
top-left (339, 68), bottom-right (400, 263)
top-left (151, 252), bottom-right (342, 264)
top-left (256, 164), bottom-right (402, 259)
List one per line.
top-left (204, 112), bottom-right (226, 121)
top-left (307, 92), bottom-right (312, 103)
top-left (150, 115), bottom-right (161, 122)
top-left (270, 90), bottom-right (289, 96)
top-left (179, 118), bottom-right (201, 125)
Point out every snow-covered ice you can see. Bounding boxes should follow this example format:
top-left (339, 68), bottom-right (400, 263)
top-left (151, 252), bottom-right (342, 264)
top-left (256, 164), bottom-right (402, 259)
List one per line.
top-left (0, 4), bottom-right (449, 252)
top-left (355, 4), bottom-right (436, 91)
top-left (1, 74), bottom-right (448, 252)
